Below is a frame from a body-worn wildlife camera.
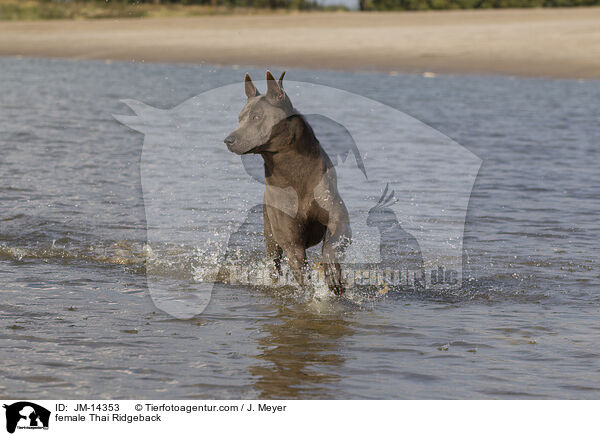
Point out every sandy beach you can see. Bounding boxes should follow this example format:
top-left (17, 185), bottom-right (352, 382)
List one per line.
top-left (1, 8), bottom-right (600, 79)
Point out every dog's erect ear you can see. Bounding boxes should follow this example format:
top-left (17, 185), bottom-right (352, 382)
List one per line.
top-left (266, 70), bottom-right (285, 103)
top-left (245, 73), bottom-right (259, 98)
top-left (278, 71), bottom-right (286, 90)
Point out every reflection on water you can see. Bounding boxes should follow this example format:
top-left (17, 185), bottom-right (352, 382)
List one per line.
top-left (251, 303), bottom-right (353, 399)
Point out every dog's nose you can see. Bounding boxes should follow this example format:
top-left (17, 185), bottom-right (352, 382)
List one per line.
top-left (224, 135), bottom-right (236, 146)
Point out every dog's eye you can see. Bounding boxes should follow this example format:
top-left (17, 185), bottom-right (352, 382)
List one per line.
top-left (252, 114), bottom-right (261, 120)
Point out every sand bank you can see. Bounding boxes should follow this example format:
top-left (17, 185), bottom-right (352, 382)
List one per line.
top-left (1, 8), bottom-right (599, 78)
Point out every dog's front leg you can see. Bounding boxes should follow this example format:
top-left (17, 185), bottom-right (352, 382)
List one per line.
top-left (313, 170), bottom-right (351, 295)
top-left (280, 243), bottom-right (307, 288)
top-left (322, 206), bottom-right (352, 296)
top-left (322, 226), bottom-right (350, 296)
top-left (263, 203), bottom-right (283, 281)
top-left (263, 203), bottom-right (305, 288)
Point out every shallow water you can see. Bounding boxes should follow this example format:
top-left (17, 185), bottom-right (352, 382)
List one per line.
top-left (1, 58), bottom-right (599, 399)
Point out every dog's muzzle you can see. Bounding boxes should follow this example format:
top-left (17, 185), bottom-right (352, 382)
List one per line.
top-left (224, 135), bottom-right (236, 149)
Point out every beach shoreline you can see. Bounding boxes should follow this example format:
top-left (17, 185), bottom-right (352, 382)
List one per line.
top-left (1, 8), bottom-right (600, 79)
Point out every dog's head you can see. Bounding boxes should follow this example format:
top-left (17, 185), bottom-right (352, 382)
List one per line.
top-left (224, 71), bottom-right (294, 155)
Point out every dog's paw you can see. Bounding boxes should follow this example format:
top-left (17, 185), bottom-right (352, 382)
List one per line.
top-left (331, 284), bottom-right (345, 296)
top-left (268, 266), bottom-right (280, 284)
top-left (324, 262), bottom-right (345, 296)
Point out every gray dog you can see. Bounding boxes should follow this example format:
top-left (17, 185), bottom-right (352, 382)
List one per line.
top-left (224, 71), bottom-right (351, 295)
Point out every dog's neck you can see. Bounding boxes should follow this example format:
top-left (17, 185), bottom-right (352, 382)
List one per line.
top-left (261, 115), bottom-right (325, 194)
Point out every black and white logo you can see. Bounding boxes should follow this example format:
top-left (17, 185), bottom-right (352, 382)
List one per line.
top-left (3, 402), bottom-right (50, 434)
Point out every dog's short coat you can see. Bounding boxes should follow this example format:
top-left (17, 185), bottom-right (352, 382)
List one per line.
top-left (224, 71), bottom-right (351, 295)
